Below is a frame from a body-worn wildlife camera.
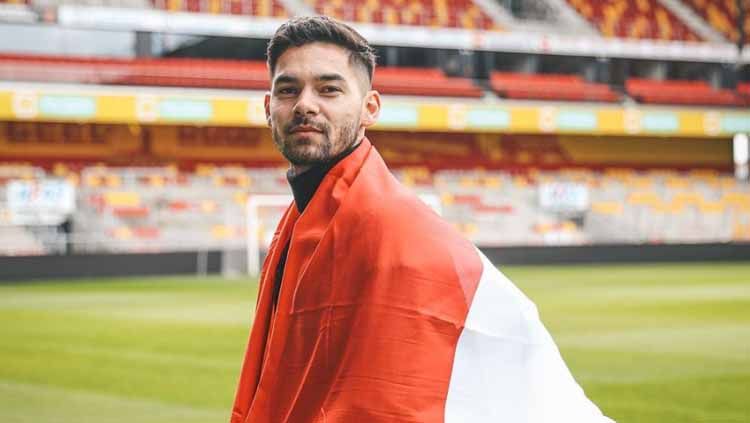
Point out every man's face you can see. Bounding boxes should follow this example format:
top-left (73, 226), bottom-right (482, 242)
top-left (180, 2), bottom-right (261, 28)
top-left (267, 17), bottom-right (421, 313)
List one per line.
top-left (265, 42), bottom-right (380, 170)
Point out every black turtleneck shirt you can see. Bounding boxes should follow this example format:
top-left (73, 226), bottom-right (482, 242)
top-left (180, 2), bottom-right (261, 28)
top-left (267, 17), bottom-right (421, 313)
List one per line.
top-left (271, 141), bottom-right (361, 307)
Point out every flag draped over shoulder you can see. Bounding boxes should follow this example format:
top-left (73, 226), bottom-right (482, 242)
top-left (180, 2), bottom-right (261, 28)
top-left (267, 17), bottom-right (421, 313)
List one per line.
top-left (231, 138), bottom-right (614, 423)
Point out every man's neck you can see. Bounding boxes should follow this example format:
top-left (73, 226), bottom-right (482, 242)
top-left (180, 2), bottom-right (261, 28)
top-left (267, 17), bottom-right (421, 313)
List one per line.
top-left (286, 138), bottom-right (364, 213)
top-left (287, 164), bottom-right (312, 179)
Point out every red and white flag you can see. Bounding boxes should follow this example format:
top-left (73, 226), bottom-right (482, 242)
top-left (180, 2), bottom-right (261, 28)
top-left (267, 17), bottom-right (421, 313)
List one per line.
top-left (231, 138), bottom-right (614, 423)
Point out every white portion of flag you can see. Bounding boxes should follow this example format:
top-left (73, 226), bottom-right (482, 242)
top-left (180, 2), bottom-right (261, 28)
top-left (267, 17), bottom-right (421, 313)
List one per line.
top-left (445, 250), bottom-right (615, 422)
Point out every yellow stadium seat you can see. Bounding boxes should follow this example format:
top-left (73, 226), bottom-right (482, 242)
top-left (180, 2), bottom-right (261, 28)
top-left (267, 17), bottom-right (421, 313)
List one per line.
top-left (463, 222), bottom-right (479, 235)
top-left (666, 177), bottom-right (690, 189)
top-left (212, 225), bottom-right (233, 239)
top-left (149, 175), bottom-right (166, 187)
top-left (672, 191), bottom-right (703, 206)
top-left (482, 176), bottom-right (501, 188)
top-left (234, 191), bottom-right (248, 206)
top-left (104, 175), bottom-right (121, 187)
top-left (196, 164), bottom-right (215, 176)
top-left (719, 177), bottom-right (736, 189)
top-left (591, 201), bottom-right (624, 215)
top-left (112, 227), bottom-right (133, 239)
top-left (700, 201), bottom-right (725, 213)
top-left (625, 177), bottom-right (653, 189)
top-left (201, 200), bottom-right (218, 213)
top-left (628, 191), bottom-right (661, 206)
top-left (722, 192), bottom-right (750, 208)
top-left (85, 175), bottom-right (102, 187)
top-left (104, 191), bottom-right (141, 208)
top-left (561, 221), bottom-right (578, 232)
top-left (513, 176), bottom-right (529, 188)
top-left (459, 176), bottom-right (478, 188)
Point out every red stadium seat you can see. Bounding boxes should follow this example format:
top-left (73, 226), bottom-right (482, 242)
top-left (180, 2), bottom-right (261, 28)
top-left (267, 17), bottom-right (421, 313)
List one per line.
top-left (374, 67), bottom-right (483, 98)
top-left (490, 72), bottom-right (620, 103)
top-left (626, 78), bottom-right (745, 106)
top-left (738, 83), bottom-right (750, 105)
top-left (112, 206), bottom-right (150, 218)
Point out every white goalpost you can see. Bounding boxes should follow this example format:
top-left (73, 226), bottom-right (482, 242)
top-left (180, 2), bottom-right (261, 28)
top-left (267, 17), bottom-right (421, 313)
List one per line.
top-left (246, 194), bottom-right (293, 277)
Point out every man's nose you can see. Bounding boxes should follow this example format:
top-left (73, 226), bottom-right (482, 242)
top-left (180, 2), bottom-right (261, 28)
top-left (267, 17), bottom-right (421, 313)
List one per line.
top-left (293, 88), bottom-right (319, 116)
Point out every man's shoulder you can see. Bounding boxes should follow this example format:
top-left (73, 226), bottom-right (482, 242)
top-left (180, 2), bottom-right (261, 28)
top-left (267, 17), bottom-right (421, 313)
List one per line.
top-left (342, 166), bottom-right (476, 263)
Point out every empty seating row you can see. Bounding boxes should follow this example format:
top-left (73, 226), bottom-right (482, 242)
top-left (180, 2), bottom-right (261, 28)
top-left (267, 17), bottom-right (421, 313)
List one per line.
top-left (490, 72), bottom-right (620, 102)
top-left (626, 78), bottom-right (746, 106)
top-left (0, 54), bottom-right (484, 97)
top-left (0, 54), bottom-right (271, 90)
top-left (2, 54), bottom-right (749, 104)
top-left (374, 67), bottom-right (483, 97)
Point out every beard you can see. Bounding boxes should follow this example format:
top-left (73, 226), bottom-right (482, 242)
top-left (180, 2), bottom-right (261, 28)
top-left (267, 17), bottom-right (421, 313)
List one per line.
top-left (272, 115), bottom-right (359, 167)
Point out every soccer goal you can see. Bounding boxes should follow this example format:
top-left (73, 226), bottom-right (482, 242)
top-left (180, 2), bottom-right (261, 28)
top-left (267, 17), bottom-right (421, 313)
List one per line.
top-left (245, 194), bottom-right (292, 277)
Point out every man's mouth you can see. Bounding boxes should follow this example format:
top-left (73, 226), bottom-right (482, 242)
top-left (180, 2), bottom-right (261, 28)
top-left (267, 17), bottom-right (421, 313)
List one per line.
top-left (289, 125), bottom-right (323, 134)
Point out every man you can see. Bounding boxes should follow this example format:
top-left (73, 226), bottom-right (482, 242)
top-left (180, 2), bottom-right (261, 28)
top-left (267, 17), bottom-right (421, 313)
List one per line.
top-left (231, 16), bottom-right (613, 423)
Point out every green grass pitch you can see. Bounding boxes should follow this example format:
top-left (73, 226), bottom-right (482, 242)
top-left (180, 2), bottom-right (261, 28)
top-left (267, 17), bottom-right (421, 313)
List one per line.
top-left (0, 262), bottom-right (748, 422)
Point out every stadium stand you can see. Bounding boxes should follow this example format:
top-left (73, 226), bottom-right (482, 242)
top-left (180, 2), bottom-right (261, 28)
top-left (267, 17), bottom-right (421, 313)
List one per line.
top-left (565, 0), bottom-right (702, 41)
top-left (2, 160), bottom-right (748, 255)
top-left (303, 0), bottom-right (499, 29)
top-left (490, 71), bottom-right (620, 102)
top-left (625, 78), bottom-right (746, 106)
top-left (682, 0), bottom-right (750, 43)
top-left (152, 0), bottom-right (288, 17)
top-left (0, 1), bottom-right (748, 258)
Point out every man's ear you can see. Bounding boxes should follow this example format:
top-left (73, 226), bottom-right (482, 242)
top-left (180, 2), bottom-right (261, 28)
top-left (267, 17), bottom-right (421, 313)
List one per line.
top-left (264, 92), bottom-right (271, 126)
top-left (360, 90), bottom-right (381, 128)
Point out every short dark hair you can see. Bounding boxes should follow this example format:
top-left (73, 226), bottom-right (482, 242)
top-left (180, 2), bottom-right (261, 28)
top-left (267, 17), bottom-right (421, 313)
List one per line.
top-left (267, 16), bottom-right (377, 84)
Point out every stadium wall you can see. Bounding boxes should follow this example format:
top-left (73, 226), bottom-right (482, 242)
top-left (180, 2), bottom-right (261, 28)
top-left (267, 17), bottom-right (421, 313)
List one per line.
top-left (0, 121), bottom-right (734, 171)
top-left (0, 251), bottom-right (221, 282)
top-left (2, 244), bottom-right (749, 281)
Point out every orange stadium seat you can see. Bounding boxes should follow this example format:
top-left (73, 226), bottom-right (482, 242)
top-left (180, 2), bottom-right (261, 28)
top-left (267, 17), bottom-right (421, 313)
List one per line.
top-left (133, 227), bottom-right (160, 239)
top-left (626, 78), bottom-right (745, 106)
top-left (738, 82), bottom-right (750, 104)
top-left (112, 206), bottom-right (150, 218)
top-left (682, 0), bottom-right (750, 43)
top-left (490, 72), bottom-right (620, 102)
top-left (566, 0), bottom-right (701, 41)
top-left (304, 0), bottom-right (498, 30)
top-left (374, 67), bottom-right (483, 97)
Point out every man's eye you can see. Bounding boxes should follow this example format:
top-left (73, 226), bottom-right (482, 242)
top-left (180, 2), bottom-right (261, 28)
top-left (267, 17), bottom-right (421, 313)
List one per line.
top-left (321, 86), bottom-right (342, 94)
top-left (277, 87), bottom-right (297, 95)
